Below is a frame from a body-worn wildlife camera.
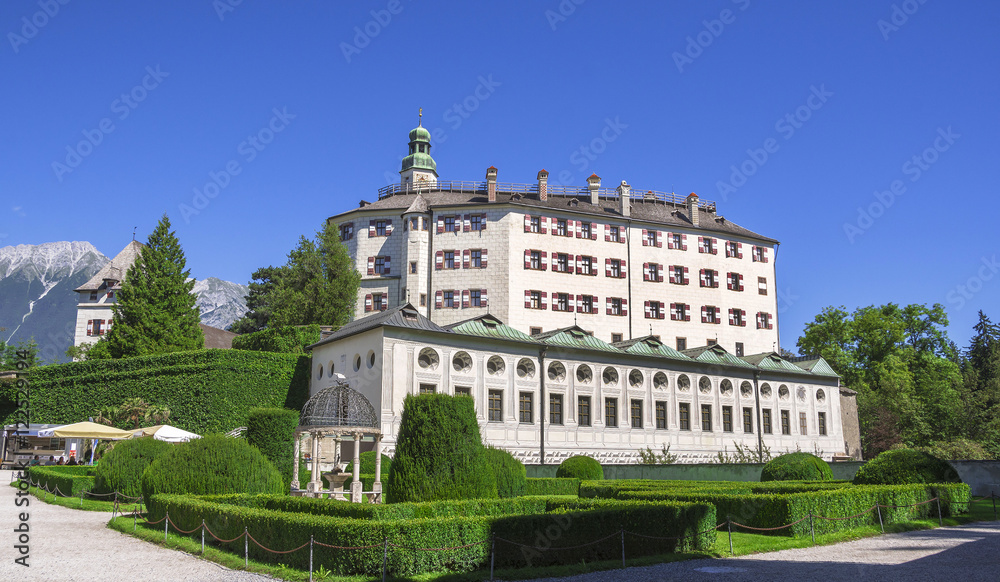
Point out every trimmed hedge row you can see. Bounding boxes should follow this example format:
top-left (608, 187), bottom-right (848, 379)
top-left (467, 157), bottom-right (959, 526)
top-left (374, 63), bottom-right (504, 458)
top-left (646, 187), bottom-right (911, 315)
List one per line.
top-left (27, 465), bottom-right (95, 497)
top-left (1, 350), bottom-right (310, 434)
top-left (580, 479), bottom-right (852, 499)
top-left (230, 325), bottom-right (321, 354)
top-left (147, 493), bottom-right (715, 576)
top-left (246, 407), bottom-right (299, 486)
top-left (612, 483), bottom-right (970, 537)
top-left (524, 478), bottom-right (581, 496)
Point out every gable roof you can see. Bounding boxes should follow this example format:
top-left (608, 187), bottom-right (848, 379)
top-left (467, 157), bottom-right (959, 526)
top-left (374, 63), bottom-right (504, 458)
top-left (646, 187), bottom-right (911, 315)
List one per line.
top-left (681, 344), bottom-right (755, 368)
top-left (785, 355), bottom-right (840, 377)
top-left (614, 335), bottom-right (692, 361)
top-left (442, 314), bottom-right (538, 342)
top-left (307, 304), bottom-right (445, 349)
top-left (76, 240), bottom-right (144, 291)
top-left (741, 352), bottom-right (815, 373)
top-left (534, 326), bottom-right (621, 352)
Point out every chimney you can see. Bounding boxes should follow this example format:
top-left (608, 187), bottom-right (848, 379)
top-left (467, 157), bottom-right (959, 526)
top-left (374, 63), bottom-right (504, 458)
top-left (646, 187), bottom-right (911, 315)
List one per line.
top-left (486, 166), bottom-right (498, 202)
top-left (537, 169), bottom-right (549, 201)
top-left (587, 173), bottom-right (601, 205)
top-left (617, 180), bottom-right (630, 217)
top-left (687, 192), bottom-right (699, 227)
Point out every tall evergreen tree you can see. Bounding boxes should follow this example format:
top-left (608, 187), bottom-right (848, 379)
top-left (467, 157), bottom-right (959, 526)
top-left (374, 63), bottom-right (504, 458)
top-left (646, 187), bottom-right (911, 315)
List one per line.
top-left (103, 215), bottom-right (203, 358)
top-left (962, 311), bottom-right (1000, 454)
top-left (231, 221), bottom-right (360, 332)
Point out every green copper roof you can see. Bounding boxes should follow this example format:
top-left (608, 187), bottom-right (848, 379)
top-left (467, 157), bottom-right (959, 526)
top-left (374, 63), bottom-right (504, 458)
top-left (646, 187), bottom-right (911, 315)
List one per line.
top-left (620, 337), bottom-right (692, 361)
top-left (788, 357), bottom-right (840, 377)
top-left (743, 353), bottom-right (810, 373)
top-left (538, 327), bottom-right (621, 352)
top-left (401, 123), bottom-right (437, 174)
top-left (447, 316), bottom-right (537, 342)
top-left (409, 125), bottom-right (431, 141)
top-left (683, 345), bottom-right (755, 368)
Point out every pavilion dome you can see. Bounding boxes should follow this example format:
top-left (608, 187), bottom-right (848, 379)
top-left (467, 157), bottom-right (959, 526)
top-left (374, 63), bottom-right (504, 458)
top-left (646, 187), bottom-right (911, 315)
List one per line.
top-left (299, 382), bottom-right (378, 429)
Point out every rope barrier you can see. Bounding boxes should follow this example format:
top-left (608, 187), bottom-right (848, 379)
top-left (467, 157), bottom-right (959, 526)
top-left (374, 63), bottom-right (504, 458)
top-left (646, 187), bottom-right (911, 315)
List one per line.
top-left (246, 531), bottom-right (310, 554)
top-left (166, 515), bottom-right (203, 535)
top-left (202, 522), bottom-right (246, 544)
top-left (730, 515), bottom-right (811, 532)
top-left (312, 540), bottom-right (380, 550)
top-left (496, 530), bottom-right (621, 551)
top-left (624, 522), bottom-right (727, 541)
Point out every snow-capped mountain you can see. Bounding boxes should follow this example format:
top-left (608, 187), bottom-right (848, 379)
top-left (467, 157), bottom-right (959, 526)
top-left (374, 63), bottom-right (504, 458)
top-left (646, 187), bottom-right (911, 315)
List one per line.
top-left (0, 242), bottom-right (249, 363)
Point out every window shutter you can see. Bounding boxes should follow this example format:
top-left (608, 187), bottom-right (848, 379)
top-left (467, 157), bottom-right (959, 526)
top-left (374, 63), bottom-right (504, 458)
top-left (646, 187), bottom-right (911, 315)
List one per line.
top-left (683, 266), bottom-right (690, 285)
top-left (576, 294), bottom-right (585, 313)
top-left (699, 268), bottom-right (706, 287)
top-left (727, 273), bottom-right (734, 290)
top-left (463, 214), bottom-right (471, 232)
top-left (481, 289), bottom-right (488, 306)
top-left (591, 297), bottom-right (598, 314)
top-left (524, 250), bottom-right (532, 269)
top-left (713, 270), bottom-right (720, 288)
top-left (481, 213), bottom-right (487, 230)
top-left (368, 220), bottom-right (376, 237)
top-left (435, 251), bottom-right (443, 270)
top-left (525, 290), bottom-right (532, 309)
top-left (367, 257), bottom-right (375, 275)
top-left (654, 231), bottom-right (662, 248)
top-left (621, 298), bottom-right (628, 316)
top-left (481, 249), bottom-right (488, 268)
top-left (386, 220), bottom-right (394, 236)
top-left (729, 309), bottom-right (736, 326)
top-left (642, 229), bottom-right (648, 246)
top-left (605, 224), bottom-right (611, 242)
top-left (568, 255), bottom-right (575, 272)
top-left (553, 291), bottom-right (561, 311)
top-left (605, 258), bottom-right (612, 277)
top-left (756, 312), bottom-right (762, 329)
top-left (365, 294), bottom-right (373, 312)
top-left (763, 247), bottom-right (769, 263)
top-left (620, 259), bottom-right (626, 277)
top-left (463, 249), bottom-right (470, 269)
top-left (384, 257), bottom-right (391, 275)
top-left (620, 230), bottom-right (626, 244)
top-left (551, 253), bottom-right (558, 270)
top-left (741, 309), bottom-right (747, 327)
top-left (435, 291), bottom-right (443, 309)
top-left (658, 305), bottom-right (665, 319)
top-left (540, 251), bottom-right (548, 270)
top-left (712, 238), bottom-right (719, 255)
top-left (523, 215), bottom-right (532, 232)
top-left (434, 217), bottom-right (442, 234)
top-left (670, 303), bottom-right (678, 321)
top-left (540, 291), bottom-right (548, 309)
top-left (738, 274), bottom-right (744, 291)
top-left (606, 297), bottom-right (613, 315)
top-left (681, 234), bottom-right (688, 250)
top-left (567, 294), bottom-right (576, 311)
top-left (590, 256), bottom-right (598, 275)
top-left (645, 300), bottom-right (651, 319)
top-left (540, 217), bottom-right (548, 235)
top-left (698, 236), bottom-right (705, 253)
top-left (574, 220), bottom-right (582, 238)
top-left (657, 265), bottom-right (664, 282)
top-left (462, 290), bottom-right (470, 308)
top-left (86, 319), bottom-right (93, 335)
top-left (575, 255), bottom-right (583, 274)
top-left (667, 232), bottom-right (675, 250)
top-left (737, 242), bottom-right (743, 259)
top-left (702, 306), bottom-right (708, 323)
top-left (669, 268), bottom-right (677, 284)
top-left (590, 225), bottom-right (597, 240)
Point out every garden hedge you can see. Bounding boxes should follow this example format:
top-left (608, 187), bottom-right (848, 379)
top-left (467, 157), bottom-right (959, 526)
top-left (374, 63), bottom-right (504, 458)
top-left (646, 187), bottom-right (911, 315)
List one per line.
top-left (556, 455), bottom-right (603, 481)
top-left (141, 434), bottom-right (285, 507)
top-left (0, 349), bottom-right (310, 434)
top-left (387, 394), bottom-right (496, 502)
top-left (524, 478), bottom-right (581, 496)
top-left (344, 451), bottom-right (393, 479)
top-left (147, 493), bottom-right (715, 576)
top-left (93, 437), bottom-right (173, 498)
top-left (853, 449), bottom-right (960, 485)
top-left (26, 465), bottom-right (95, 497)
top-left (246, 407), bottom-right (299, 486)
top-left (761, 452), bottom-right (834, 482)
top-left (230, 325), bottom-right (321, 354)
top-left (485, 446), bottom-right (527, 498)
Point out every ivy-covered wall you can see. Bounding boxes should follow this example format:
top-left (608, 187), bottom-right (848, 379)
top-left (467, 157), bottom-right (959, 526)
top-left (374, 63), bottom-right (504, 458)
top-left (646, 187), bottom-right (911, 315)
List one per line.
top-left (1, 349), bottom-right (310, 435)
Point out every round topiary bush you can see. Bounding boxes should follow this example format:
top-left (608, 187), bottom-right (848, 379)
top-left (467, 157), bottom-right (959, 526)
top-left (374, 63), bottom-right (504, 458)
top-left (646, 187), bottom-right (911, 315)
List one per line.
top-left (485, 446), bottom-right (526, 498)
top-left (94, 437), bottom-right (174, 498)
top-left (141, 434), bottom-right (285, 508)
top-left (387, 394), bottom-right (497, 503)
top-left (853, 448), bottom-right (960, 485)
top-left (246, 407), bottom-right (299, 486)
top-left (344, 450), bottom-right (393, 478)
top-left (760, 452), bottom-right (833, 482)
top-left (556, 455), bottom-right (603, 481)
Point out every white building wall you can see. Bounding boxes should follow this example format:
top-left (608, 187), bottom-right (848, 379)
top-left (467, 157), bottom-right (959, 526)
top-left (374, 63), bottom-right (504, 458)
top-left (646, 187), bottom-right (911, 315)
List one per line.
top-left (73, 290), bottom-right (116, 349)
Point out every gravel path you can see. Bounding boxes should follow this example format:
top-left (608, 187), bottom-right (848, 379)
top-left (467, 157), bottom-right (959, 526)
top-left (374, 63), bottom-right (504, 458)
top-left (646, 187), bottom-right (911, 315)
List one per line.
top-left (3, 469), bottom-right (999, 581)
top-left (0, 470), bottom-right (274, 582)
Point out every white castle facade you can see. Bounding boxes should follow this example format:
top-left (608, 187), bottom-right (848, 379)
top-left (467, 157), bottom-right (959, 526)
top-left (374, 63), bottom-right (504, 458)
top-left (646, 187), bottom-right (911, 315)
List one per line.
top-left (309, 122), bottom-right (859, 463)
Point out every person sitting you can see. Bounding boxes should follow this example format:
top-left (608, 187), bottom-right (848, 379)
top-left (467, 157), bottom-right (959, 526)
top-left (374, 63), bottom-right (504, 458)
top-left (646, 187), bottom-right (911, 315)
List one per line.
top-left (56, 457), bottom-right (65, 465)
top-left (66, 457), bottom-right (78, 466)
top-left (48, 455), bottom-right (56, 465)
top-left (28, 455), bottom-right (40, 466)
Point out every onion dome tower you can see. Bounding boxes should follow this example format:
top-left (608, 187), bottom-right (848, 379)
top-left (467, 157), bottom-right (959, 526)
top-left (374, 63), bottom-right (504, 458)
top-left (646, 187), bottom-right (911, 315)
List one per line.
top-left (399, 108), bottom-right (438, 187)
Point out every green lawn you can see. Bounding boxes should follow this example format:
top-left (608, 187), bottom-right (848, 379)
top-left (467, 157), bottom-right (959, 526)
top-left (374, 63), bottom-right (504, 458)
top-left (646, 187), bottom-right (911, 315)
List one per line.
top-left (9, 479), bottom-right (142, 513)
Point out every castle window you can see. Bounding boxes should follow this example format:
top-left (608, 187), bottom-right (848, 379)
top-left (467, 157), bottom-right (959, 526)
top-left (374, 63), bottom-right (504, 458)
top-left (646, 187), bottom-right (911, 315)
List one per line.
top-left (744, 408), bottom-right (754, 433)
top-left (488, 390), bottom-right (503, 421)
top-left (630, 400), bottom-right (642, 428)
top-left (781, 410), bottom-right (791, 435)
top-left (556, 253), bottom-right (569, 273)
top-left (605, 398), bottom-right (618, 428)
top-left (471, 215), bottom-right (483, 231)
top-left (701, 404), bottom-right (713, 431)
top-left (550, 394), bottom-right (564, 425)
top-left (530, 216), bottom-right (541, 233)
top-left (818, 412), bottom-right (828, 435)
top-left (90, 291), bottom-right (98, 301)
top-left (444, 216), bottom-right (456, 232)
top-left (556, 219), bottom-right (567, 236)
top-left (375, 220), bottom-right (388, 237)
top-left (443, 291), bottom-right (455, 308)
top-left (578, 396), bottom-right (591, 427)
top-left (519, 392), bottom-right (534, 424)
top-left (340, 223), bottom-right (354, 241)
top-left (580, 222), bottom-right (592, 238)
top-left (609, 225), bottom-right (621, 242)
top-left (470, 289), bottom-right (482, 307)
top-left (471, 249), bottom-right (482, 268)
top-left (679, 403), bottom-right (691, 430)
top-left (758, 277), bottom-right (768, 295)
top-left (444, 251), bottom-right (456, 269)
top-left (723, 406), bottom-right (733, 432)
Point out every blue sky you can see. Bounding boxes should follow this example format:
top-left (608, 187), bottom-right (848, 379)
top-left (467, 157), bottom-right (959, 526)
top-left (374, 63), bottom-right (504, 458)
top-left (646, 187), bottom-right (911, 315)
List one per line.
top-left (2, 1), bottom-right (997, 352)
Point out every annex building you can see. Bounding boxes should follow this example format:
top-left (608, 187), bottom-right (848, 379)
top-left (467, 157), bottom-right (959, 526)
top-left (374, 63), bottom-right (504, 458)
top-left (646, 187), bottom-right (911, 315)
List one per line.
top-left (313, 121), bottom-right (861, 463)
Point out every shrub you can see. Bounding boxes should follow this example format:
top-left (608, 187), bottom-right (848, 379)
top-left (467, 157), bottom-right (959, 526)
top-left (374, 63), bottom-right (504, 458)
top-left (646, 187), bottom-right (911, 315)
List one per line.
top-left (386, 394), bottom-right (496, 503)
top-left (485, 446), bottom-right (526, 498)
top-left (761, 452), bottom-right (833, 482)
top-left (141, 434), bottom-right (285, 509)
top-left (231, 325), bottom-right (321, 354)
top-left (920, 438), bottom-right (993, 460)
top-left (524, 477), bottom-right (580, 496)
top-left (26, 465), bottom-right (95, 497)
top-left (93, 438), bottom-right (173, 497)
top-left (246, 407), bottom-right (299, 486)
top-left (556, 455), bottom-right (603, 481)
top-left (344, 450), bottom-right (393, 479)
top-left (853, 448), bottom-right (961, 485)
top-left (0, 350), bottom-right (310, 434)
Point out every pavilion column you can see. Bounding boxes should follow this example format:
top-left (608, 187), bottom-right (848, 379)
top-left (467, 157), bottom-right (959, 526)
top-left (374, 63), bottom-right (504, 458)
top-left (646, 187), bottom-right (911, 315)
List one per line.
top-left (350, 433), bottom-right (362, 503)
top-left (310, 432), bottom-right (322, 495)
top-left (373, 434), bottom-right (383, 504)
top-left (291, 432), bottom-right (302, 490)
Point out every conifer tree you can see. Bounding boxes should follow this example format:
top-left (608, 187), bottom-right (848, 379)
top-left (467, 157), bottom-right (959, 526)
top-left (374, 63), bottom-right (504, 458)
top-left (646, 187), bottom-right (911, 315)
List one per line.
top-left (104, 215), bottom-right (203, 358)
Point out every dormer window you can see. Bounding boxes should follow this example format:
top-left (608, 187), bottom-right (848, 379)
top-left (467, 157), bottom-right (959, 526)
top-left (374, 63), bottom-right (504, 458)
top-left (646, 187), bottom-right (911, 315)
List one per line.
top-left (90, 292), bottom-right (98, 301)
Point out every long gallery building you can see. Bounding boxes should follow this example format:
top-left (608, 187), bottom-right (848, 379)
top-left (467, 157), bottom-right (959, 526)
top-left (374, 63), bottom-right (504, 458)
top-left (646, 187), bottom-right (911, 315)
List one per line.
top-left (310, 121), bottom-right (861, 463)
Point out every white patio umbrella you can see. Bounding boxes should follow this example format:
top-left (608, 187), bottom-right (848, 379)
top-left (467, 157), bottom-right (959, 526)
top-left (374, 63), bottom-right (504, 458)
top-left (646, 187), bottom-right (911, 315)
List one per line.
top-left (133, 424), bottom-right (201, 443)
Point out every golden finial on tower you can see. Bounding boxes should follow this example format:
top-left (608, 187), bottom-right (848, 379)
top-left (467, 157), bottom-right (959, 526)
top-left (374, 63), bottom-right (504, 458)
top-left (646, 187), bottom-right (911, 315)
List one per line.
top-left (418, 107), bottom-right (423, 126)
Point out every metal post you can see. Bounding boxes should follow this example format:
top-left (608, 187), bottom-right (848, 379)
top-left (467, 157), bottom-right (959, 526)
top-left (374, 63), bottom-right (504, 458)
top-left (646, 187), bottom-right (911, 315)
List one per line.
top-left (936, 498), bottom-right (943, 527)
top-left (875, 505), bottom-right (884, 533)
top-left (992, 490), bottom-right (996, 520)
top-left (202, 520), bottom-right (205, 554)
top-left (310, 535), bottom-right (314, 582)
top-left (80, 492), bottom-right (84, 508)
top-left (133, 509), bottom-right (137, 532)
top-left (490, 535), bottom-right (496, 581)
top-left (245, 527), bottom-right (249, 567)
top-left (620, 529), bottom-right (625, 568)
top-left (382, 537), bottom-right (389, 582)
top-left (165, 511), bottom-right (169, 540)
top-left (727, 520), bottom-right (733, 555)
top-left (809, 512), bottom-right (815, 544)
